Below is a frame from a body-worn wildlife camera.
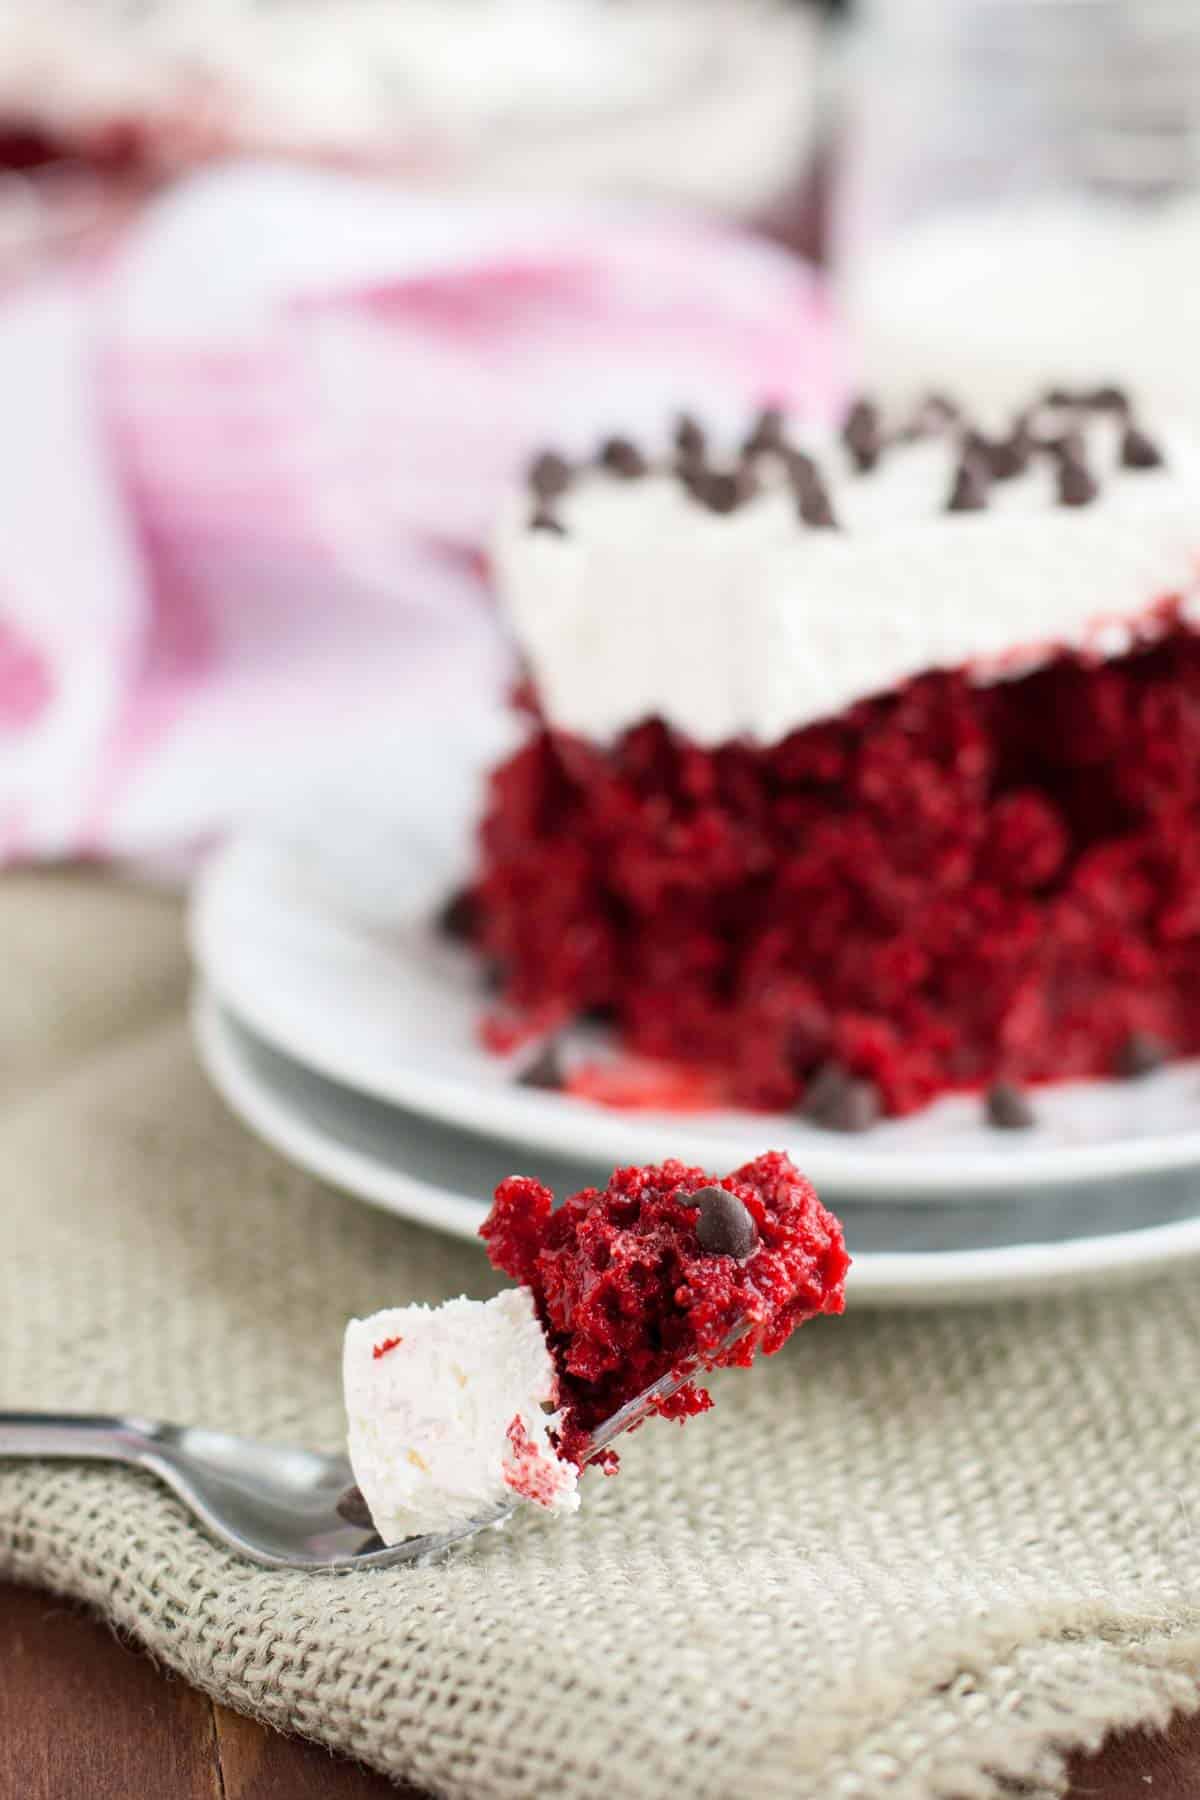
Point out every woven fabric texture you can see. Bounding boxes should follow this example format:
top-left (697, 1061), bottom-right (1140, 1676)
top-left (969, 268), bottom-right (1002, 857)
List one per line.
top-left (2, 872), bottom-right (1200, 1799)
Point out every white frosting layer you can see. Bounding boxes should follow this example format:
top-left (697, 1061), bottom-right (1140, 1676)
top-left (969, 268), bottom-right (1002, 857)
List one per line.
top-left (852, 199), bottom-right (1200, 424)
top-left (344, 1288), bottom-right (578, 1543)
top-left (495, 412), bottom-right (1200, 746)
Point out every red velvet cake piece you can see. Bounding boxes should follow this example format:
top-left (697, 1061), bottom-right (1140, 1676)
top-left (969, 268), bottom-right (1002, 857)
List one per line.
top-left (480, 1150), bottom-right (849, 1467)
top-left (468, 388), bottom-right (1200, 1120)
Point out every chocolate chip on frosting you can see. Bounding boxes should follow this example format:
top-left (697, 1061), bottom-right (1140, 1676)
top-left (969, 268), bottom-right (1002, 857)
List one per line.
top-left (599, 436), bottom-right (648, 479)
top-left (1114, 1030), bottom-right (1169, 1078)
top-left (843, 398), bottom-right (883, 472)
top-left (528, 449), bottom-right (571, 499)
top-left (984, 421), bottom-right (1034, 481)
top-left (691, 1186), bottom-right (758, 1259)
top-left (674, 413), bottom-right (706, 460)
top-left (1086, 385), bottom-right (1130, 413)
top-left (1120, 424), bottom-right (1165, 470)
top-left (946, 447), bottom-right (991, 513)
top-left (795, 469), bottom-right (838, 529)
top-left (742, 405), bottom-right (787, 458)
top-left (1056, 447), bottom-right (1099, 507)
top-left (529, 506), bottom-right (567, 535)
top-left (985, 1081), bottom-right (1036, 1130)
top-left (784, 445), bottom-right (832, 520)
top-left (904, 392), bottom-right (960, 439)
top-left (695, 465), bottom-right (757, 515)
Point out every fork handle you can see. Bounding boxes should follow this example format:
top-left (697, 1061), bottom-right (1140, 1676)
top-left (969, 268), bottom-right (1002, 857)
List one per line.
top-left (0, 1412), bottom-right (163, 1466)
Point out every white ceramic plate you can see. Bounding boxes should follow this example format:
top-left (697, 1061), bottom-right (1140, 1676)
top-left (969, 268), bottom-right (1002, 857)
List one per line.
top-left (194, 988), bottom-right (1200, 1306)
top-left (191, 779), bottom-right (1200, 1201)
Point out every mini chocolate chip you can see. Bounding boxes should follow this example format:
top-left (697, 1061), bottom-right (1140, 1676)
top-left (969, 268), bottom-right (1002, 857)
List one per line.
top-left (826, 1077), bottom-right (881, 1133)
top-left (691, 1186), bottom-right (758, 1259)
top-left (947, 449), bottom-right (991, 513)
top-left (801, 1062), bottom-right (849, 1119)
top-left (796, 473), bottom-right (838, 529)
top-left (986, 423), bottom-right (1034, 480)
top-left (801, 1063), bottom-right (881, 1132)
top-left (742, 405), bottom-right (787, 457)
top-left (336, 1484), bottom-right (376, 1530)
top-left (1115, 1030), bottom-right (1169, 1078)
top-left (528, 449), bottom-right (571, 499)
top-left (1086, 385), bottom-right (1129, 413)
top-left (674, 413), bottom-right (706, 459)
top-left (783, 447), bottom-right (816, 484)
top-left (1121, 424), bottom-right (1165, 470)
top-left (518, 1040), bottom-right (565, 1091)
top-left (1057, 452), bottom-right (1098, 507)
top-left (529, 506), bottom-right (567, 535)
top-left (905, 392), bottom-right (960, 439)
top-left (985, 1081), bottom-right (1036, 1130)
top-left (1048, 428), bottom-right (1086, 462)
top-left (695, 465), bottom-right (757, 515)
top-left (436, 885), bottom-right (478, 943)
top-left (599, 436), bottom-right (648, 479)
top-left (843, 399), bottom-right (883, 472)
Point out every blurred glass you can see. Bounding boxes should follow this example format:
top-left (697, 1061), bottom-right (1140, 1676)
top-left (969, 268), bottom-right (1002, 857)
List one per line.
top-left (835, 0), bottom-right (1200, 412)
top-left (841, 0), bottom-right (1200, 244)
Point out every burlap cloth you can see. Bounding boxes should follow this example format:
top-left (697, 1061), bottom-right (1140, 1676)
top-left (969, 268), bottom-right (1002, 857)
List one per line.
top-left (3, 871), bottom-right (1200, 1798)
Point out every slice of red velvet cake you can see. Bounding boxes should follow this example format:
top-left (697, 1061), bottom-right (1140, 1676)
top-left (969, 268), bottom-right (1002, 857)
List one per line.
top-left (466, 388), bottom-right (1200, 1123)
top-left (481, 1149), bottom-right (849, 1468)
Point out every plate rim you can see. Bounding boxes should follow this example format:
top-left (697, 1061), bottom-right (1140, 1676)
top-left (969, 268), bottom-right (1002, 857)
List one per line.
top-left (191, 831), bottom-right (1200, 1201)
top-left (192, 986), bottom-right (1200, 1308)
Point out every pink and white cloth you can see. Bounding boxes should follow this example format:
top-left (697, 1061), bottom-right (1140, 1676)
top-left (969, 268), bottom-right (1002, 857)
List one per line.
top-left (0, 163), bottom-right (844, 867)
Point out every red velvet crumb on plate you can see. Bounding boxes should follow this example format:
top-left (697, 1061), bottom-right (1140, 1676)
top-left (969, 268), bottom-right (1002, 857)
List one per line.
top-left (480, 1150), bottom-right (848, 1468)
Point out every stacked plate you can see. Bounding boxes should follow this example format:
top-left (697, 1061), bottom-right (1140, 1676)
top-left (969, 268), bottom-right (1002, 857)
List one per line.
top-left (190, 721), bottom-right (1200, 1307)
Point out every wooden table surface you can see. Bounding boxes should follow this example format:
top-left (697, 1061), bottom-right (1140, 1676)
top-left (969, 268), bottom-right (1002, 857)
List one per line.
top-left (4, 1580), bottom-right (1198, 1799)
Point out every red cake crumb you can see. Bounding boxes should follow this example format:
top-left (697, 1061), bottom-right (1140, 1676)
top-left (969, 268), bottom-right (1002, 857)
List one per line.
top-left (372, 1336), bottom-right (404, 1360)
top-left (501, 1414), bottom-right (570, 1506)
top-left (480, 1151), bottom-right (849, 1468)
top-left (472, 616), bottom-right (1200, 1116)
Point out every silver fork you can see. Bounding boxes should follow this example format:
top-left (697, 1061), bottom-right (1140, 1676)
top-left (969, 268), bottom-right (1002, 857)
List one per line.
top-left (0, 1343), bottom-right (733, 1570)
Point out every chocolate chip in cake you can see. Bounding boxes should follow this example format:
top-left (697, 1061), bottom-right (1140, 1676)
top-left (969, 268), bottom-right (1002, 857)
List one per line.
top-left (528, 449), bottom-right (571, 499)
top-left (599, 436), bottom-right (648, 479)
top-left (674, 413), bottom-right (706, 460)
top-left (827, 1077), bottom-right (881, 1133)
top-left (436, 885), bottom-right (478, 943)
top-left (985, 1081), bottom-right (1036, 1130)
top-left (695, 465), bottom-right (757, 515)
top-left (691, 1186), bottom-right (758, 1259)
top-left (518, 1040), bottom-right (565, 1091)
top-left (742, 405), bottom-right (787, 457)
top-left (843, 398), bottom-right (883, 472)
top-left (946, 447), bottom-right (991, 513)
top-left (1120, 424), bottom-right (1165, 470)
top-left (1114, 1030), bottom-right (1170, 1078)
top-left (801, 1063), bottom-right (881, 1132)
top-left (336, 1484), bottom-right (376, 1530)
top-left (529, 506), bottom-right (567, 535)
top-left (1056, 447), bottom-right (1099, 507)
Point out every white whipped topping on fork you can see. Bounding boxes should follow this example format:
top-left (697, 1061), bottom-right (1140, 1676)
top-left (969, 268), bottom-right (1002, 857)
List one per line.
top-left (343, 1287), bottom-right (578, 1543)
